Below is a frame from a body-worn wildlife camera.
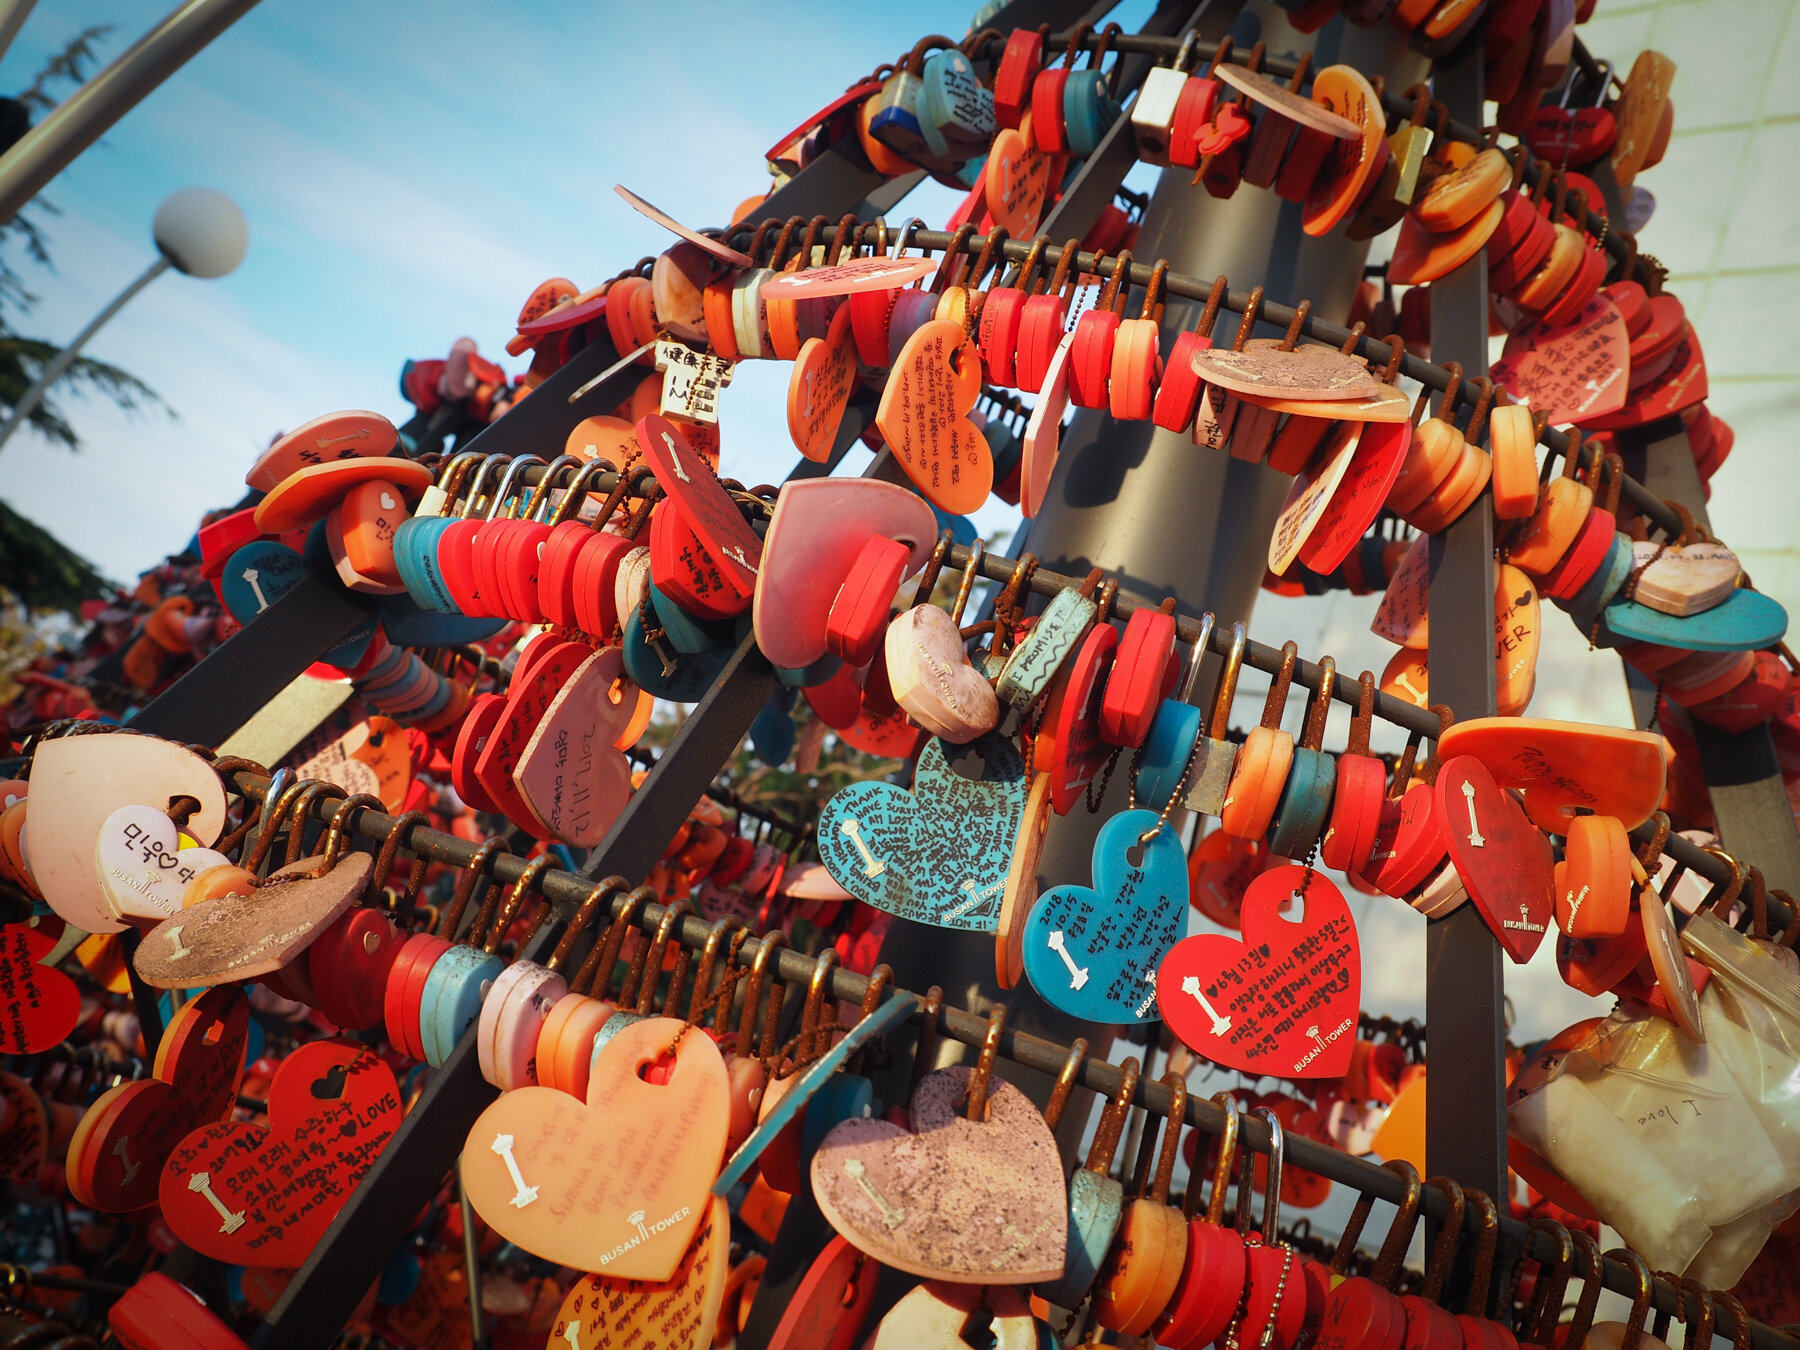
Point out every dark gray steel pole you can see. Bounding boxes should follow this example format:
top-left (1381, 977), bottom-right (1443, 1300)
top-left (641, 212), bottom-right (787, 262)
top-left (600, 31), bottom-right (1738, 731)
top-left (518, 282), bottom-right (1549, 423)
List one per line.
top-left (0, 0), bottom-right (263, 224)
top-left (1424, 38), bottom-right (1507, 1205)
top-left (868, 0), bottom-right (1427, 1128)
top-left (1616, 417), bottom-right (1800, 894)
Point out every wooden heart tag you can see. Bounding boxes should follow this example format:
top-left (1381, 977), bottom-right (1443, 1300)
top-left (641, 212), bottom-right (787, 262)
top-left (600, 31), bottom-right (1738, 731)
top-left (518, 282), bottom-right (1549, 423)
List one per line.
top-left (1193, 340), bottom-right (1378, 401)
top-left (1157, 865), bottom-right (1360, 1078)
top-left (1627, 541), bottom-right (1740, 616)
top-left (134, 851), bottom-right (371, 988)
top-left (811, 1066), bottom-right (1067, 1284)
top-left (461, 1016), bottom-right (728, 1278)
top-left (160, 1040), bottom-right (401, 1264)
top-left (1435, 756), bottom-right (1554, 963)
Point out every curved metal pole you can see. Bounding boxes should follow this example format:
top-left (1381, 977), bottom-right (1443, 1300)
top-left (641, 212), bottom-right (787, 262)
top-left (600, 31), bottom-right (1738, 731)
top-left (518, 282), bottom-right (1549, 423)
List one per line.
top-left (0, 253), bottom-right (168, 454)
top-left (0, 0), bottom-right (37, 65)
top-left (0, 0), bottom-right (262, 225)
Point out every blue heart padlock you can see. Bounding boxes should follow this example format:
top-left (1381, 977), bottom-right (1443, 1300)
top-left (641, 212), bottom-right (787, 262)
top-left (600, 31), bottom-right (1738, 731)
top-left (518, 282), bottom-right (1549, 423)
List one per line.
top-left (750, 690), bottom-right (797, 766)
top-left (375, 591), bottom-right (506, 647)
top-left (1022, 808), bottom-right (1187, 1023)
top-left (1601, 586), bottom-right (1787, 652)
top-left (224, 539), bottom-right (377, 667)
top-left (816, 732), bottom-right (1026, 931)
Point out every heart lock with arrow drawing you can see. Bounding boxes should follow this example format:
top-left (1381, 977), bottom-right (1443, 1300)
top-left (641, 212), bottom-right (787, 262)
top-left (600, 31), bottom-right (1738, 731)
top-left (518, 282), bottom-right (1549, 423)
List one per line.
top-left (816, 733), bottom-right (1027, 932)
top-left (1158, 864), bottom-right (1361, 1078)
top-left (1021, 807), bottom-right (1188, 1024)
top-left (1434, 755), bottom-right (1556, 962)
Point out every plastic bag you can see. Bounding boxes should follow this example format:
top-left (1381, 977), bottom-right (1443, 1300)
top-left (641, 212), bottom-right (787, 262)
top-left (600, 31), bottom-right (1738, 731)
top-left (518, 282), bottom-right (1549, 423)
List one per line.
top-left (1569, 1004), bottom-right (1793, 1226)
top-left (1685, 911), bottom-right (1800, 1170)
top-left (1507, 1002), bottom-right (1793, 1276)
top-left (1509, 1070), bottom-right (1710, 1273)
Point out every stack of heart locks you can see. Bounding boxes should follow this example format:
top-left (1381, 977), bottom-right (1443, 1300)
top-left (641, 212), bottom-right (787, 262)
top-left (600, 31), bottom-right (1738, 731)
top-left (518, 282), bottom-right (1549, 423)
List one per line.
top-left (7, 0), bottom-right (1800, 1348)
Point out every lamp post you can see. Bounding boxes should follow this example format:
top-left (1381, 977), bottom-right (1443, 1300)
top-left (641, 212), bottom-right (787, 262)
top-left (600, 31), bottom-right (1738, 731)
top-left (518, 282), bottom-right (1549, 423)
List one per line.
top-left (0, 185), bottom-right (246, 454)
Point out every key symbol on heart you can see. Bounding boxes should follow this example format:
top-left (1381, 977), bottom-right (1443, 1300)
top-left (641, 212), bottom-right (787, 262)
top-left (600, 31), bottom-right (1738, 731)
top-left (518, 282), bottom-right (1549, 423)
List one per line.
top-left (1046, 930), bottom-right (1089, 989)
top-left (1461, 780), bottom-right (1485, 846)
top-left (187, 1170), bottom-right (246, 1234)
top-left (491, 1133), bottom-right (539, 1209)
top-left (1179, 975), bottom-right (1231, 1035)
top-left (838, 818), bottom-right (885, 877)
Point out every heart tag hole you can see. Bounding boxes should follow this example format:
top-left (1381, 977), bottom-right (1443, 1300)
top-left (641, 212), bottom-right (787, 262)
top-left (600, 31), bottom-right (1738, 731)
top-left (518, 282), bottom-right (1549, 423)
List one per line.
top-left (959, 1300), bottom-right (999, 1348)
top-left (202, 1023), bottom-right (224, 1047)
top-left (639, 1052), bottom-right (677, 1086)
top-left (945, 749), bottom-right (990, 783)
top-left (310, 1063), bottom-right (349, 1100)
top-left (949, 342), bottom-right (973, 379)
top-left (379, 492), bottom-right (397, 510)
top-left (1126, 843), bottom-right (1147, 870)
top-left (608, 677), bottom-right (628, 707)
top-left (1278, 890), bottom-right (1306, 923)
top-left (363, 931), bottom-right (381, 955)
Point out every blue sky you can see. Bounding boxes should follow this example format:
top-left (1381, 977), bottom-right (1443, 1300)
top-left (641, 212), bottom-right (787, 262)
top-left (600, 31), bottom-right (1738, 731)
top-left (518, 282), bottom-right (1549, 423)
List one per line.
top-left (0, 0), bottom-right (1040, 580)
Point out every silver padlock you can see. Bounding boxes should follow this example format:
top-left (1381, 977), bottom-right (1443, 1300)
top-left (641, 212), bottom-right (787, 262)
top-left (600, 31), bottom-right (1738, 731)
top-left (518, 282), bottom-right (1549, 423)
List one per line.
top-left (1184, 621), bottom-right (1248, 817)
top-left (868, 66), bottom-right (932, 165)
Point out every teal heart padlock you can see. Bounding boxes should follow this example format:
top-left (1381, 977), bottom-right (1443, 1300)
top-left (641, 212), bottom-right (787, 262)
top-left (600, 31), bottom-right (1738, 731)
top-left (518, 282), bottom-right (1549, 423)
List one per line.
top-left (1266, 655), bottom-right (1338, 859)
top-left (816, 731), bottom-right (1027, 931)
top-left (623, 594), bottom-right (732, 701)
top-left (1560, 532), bottom-right (1633, 631)
top-left (651, 583), bottom-right (735, 656)
top-left (919, 44), bottom-right (995, 161)
top-left (1134, 612), bottom-right (1216, 810)
top-left (394, 449), bottom-right (481, 613)
top-left (750, 689), bottom-right (798, 766)
top-left (419, 859), bottom-right (547, 1067)
top-left (1602, 585), bottom-right (1788, 652)
top-left (1038, 1047), bottom-right (1134, 1309)
top-left (1021, 806), bottom-right (1187, 1022)
top-left (1063, 26), bottom-right (1124, 156)
top-left (229, 533), bottom-right (377, 668)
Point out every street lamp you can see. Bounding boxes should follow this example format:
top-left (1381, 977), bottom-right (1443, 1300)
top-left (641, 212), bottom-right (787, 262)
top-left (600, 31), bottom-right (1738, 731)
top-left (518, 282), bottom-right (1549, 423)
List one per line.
top-left (0, 184), bottom-right (246, 453)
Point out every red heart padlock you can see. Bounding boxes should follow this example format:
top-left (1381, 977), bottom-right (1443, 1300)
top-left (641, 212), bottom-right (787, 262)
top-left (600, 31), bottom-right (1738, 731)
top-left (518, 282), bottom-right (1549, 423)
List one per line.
top-left (70, 986), bottom-right (249, 1212)
top-left (1194, 101), bottom-right (1253, 157)
top-left (1159, 866), bottom-right (1361, 1079)
top-left (160, 1041), bottom-right (402, 1264)
top-left (0, 921), bottom-right (80, 1053)
top-left (1436, 755), bottom-right (1556, 963)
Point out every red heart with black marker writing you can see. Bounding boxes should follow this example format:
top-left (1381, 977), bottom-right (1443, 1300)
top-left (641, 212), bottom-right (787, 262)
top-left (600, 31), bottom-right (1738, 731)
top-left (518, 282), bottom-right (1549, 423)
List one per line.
top-left (160, 1040), bottom-right (401, 1265)
top-left (1158, 865), bottom-right (1361, 1079)
top-left (1, 921), bottom-right (80, 1054)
